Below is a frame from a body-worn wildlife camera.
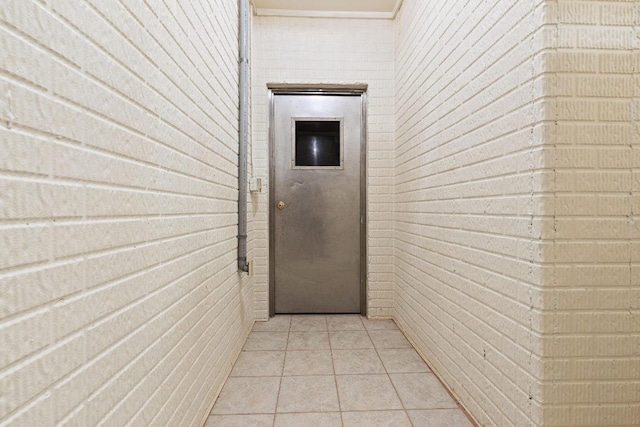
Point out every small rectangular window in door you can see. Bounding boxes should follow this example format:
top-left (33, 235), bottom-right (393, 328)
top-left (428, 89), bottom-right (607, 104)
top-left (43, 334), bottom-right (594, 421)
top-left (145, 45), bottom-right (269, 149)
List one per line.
top-left (292, 119), bottom-right (343, 169)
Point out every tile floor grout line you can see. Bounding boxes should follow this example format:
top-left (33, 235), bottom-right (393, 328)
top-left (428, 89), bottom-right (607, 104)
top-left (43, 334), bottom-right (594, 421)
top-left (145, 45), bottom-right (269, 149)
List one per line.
top-left (324, 313), bottom-right (344, 427)
top-left (273, 315), bottom-right (290, 425)
top-left (368, 317), bottom-right (417, 427)
top-left (333, 315), bottom-right (361, 426)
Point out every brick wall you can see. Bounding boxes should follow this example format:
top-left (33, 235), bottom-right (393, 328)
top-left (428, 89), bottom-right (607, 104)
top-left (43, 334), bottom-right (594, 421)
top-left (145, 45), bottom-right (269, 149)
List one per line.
top-left (394, 0), bottom-right (549, 425)
top-left (542, 1), bottom-right (640, 425)
top-left (251, 16), bottom-right (396, 319)
top-left (394, 0), bottom-right (639, 425)
top-left (0, 1), bottom-right (253, 425)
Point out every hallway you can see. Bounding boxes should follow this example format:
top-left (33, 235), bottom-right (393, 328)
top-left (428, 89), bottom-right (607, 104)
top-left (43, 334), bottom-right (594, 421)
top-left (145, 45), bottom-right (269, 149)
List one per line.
top-left (2, 0), bottom-right (638, 425)
top-left (206, 315), bottom-right (473, 426)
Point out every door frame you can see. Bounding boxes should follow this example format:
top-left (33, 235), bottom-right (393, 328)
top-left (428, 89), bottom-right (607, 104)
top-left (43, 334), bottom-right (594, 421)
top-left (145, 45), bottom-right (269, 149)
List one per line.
top-left (268, 86), bottom-right (368, 317)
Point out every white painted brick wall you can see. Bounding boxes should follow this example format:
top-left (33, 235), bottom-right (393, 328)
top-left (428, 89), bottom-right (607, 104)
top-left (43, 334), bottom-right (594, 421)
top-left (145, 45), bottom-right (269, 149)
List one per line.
top-left (394, 0), bottom-right (549, 425)
top-left (541, 1), bottom-right (640, 425)
top-left (0, 1), bottom-right (253, 426)
top-left (395, 0), bottom-right (639, 426)
top-left (251, 16), bottom-right (396, 319)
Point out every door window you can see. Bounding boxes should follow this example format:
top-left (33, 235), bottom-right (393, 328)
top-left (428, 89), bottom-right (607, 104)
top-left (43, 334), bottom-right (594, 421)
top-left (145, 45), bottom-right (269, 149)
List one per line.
top-left (292, 119), bottom-right (343, 169)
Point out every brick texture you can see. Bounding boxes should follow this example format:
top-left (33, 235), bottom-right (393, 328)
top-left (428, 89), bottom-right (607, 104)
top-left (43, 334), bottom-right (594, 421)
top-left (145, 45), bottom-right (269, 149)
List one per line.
top-left (0, 1), bottom-right (253, 426)
top-left (251, 16), bottom-right (396, 319)
top-left (542, 1), bottom-right (640, 425)
top-left (394, 0), bottom-right (549, 425)
top-left (394, 0), bottom-right (639, 426)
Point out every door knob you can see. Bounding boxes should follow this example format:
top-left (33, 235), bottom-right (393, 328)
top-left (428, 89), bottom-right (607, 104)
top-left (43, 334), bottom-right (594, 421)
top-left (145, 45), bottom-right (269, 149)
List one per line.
top-left (277, 201), bottom-right (285, 210)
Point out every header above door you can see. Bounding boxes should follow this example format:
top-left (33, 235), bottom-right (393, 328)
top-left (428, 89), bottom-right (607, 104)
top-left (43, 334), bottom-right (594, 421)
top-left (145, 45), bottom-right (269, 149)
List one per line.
top-left (252, 0), bottom-right (402, 19)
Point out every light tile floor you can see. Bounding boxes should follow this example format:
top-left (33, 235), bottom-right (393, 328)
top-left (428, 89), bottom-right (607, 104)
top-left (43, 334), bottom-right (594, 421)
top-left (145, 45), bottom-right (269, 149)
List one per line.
top-left (206, 315), bottom-right (474, 427)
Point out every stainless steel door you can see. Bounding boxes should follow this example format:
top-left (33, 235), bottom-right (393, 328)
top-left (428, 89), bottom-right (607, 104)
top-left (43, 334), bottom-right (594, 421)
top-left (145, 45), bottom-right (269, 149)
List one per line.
top-left (271, 93), bottom-right (364, 314)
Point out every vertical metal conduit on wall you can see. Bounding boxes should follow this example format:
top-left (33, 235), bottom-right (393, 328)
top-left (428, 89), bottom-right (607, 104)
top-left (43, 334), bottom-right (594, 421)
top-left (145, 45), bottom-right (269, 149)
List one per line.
top-left (237, 0), bottom-right (250, 273)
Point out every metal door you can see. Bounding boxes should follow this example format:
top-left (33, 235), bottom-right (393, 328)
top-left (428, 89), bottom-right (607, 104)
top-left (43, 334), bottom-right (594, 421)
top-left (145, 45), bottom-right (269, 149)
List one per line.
top-left (270, 92), bottom-right (365, 314)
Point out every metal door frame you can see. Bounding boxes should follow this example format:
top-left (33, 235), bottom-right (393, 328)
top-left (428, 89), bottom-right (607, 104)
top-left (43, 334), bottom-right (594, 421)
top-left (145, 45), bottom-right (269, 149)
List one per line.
top-left (268, 87), bottom-right (368, 317)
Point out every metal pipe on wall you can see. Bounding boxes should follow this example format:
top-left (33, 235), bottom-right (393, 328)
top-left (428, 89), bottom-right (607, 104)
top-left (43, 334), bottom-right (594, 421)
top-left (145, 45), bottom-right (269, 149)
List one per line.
top-left (237, 0), bottom-right (250, 273)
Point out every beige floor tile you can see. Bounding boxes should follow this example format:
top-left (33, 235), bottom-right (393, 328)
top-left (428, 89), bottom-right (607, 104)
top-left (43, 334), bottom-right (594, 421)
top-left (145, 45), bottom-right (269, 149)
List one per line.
top-left (329, 331), bottom-right (373, 349)
top-left (390, 373), bottom-right (458, 409)
top-left (252, 315), bottom-right (292, 332)
top-left (336, 374), bottom-right (403, 411)
top-left (277, 376), bottom-right (340, 413)
top-left (210, 316), bottom-right (473, 427)
top-left (332, 349), bottom-right (385, 375)
top-left (408, 409), bottom-right (475, 427)
top-left (212, 377), bottom-right (280, 415)
top-left (243, 331), bottom-right (288, 351)
top-left (368, 330), bottom-right (412, 349)
top-left (274, 412), bottom-right (342, 427)
top-left (231, 351), bottom-right (285, 377)
top-left (378, 348), bottom-right (431, 373)
top-left (326, 314), bottom-right (365, 331)
top-left (362, 318), bottom-right (398, 330)
top-left (205, 414), bottom-right (274, 427)
top-left (287, 331), bottom-right (330, 350)
top-left (342, 410), bottom-right (413, 427)
top-left (290, 315), bottom-right (327, 331)
top-left (283, 350), bottom-right (334, 376)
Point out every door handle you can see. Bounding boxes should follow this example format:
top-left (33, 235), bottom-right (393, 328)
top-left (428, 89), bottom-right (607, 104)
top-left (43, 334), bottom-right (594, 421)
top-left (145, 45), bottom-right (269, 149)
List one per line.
top-left (277, 201), bottom-right (285, 210)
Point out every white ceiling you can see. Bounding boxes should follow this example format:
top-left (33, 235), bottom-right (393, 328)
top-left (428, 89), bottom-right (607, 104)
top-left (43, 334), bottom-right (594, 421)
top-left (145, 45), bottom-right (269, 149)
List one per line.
top-left (252, 0), bottom-right (402, 19)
